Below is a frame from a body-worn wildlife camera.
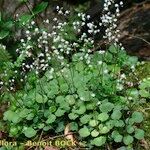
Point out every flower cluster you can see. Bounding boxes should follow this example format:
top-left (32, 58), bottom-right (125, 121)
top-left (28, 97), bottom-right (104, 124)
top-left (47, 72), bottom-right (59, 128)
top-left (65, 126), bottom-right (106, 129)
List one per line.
top-left (101, 0), bottom-right (123, 43)
top-left (0, 1), bottom-right (125, 92)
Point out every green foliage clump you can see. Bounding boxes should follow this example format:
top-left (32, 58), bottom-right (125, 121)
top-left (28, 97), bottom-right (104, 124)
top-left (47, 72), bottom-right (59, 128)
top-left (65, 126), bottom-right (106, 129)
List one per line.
top-left (3, 45), bottom-right (145, 149)
top-left (0, 1), bottom-right (148, 149)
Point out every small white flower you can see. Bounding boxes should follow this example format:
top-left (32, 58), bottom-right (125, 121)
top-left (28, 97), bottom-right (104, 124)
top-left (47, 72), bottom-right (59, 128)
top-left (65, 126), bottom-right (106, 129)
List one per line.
top-left (31, 21), bottom-right (35, 25)
top-left (99, 50), bottom-right (105, 54)
top-left (104, 69), bottom-right (108, 74)
top-left (80, 97), bottom-right (84, 101)
top-left (45, 19), bottom-right (49, 23)
top-left (35, 28), bottom-right (39, 32)
top-left (91, 93), bottom-right (95, 97)
top-left (0, 81), bottom-right (3, 85)
top-left (120, 1), bottom-right (123, 6)
top-left (26, 30), bottom-right (30, 34)
top-left (87, 15), bottom-right (90, 19)
top-left (98, 61), bottom-right (102, 65)
top-left (21, 39), bottom-right (24, 43)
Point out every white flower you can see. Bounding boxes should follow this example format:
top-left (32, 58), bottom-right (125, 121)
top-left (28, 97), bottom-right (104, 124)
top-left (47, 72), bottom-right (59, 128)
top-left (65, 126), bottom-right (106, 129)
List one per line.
top-left (45, 19), bottom-right (49, 23)
top-left (98, 61), bottom-right (102, 65)
top-left (80, 97), bottom-right (84, 101)
top-left (104, 69), bottom-right (108, 74)
top-left (87, 15), bottom-right (90, 19)
top-left (0, 81), bottom-right (3, 85)
top-left (120, 1), bottom-right (123, 6)
top-left (56, 6), bottom-right (60, 10)
top-left (91, 93), bottom-right (95, 97)
top-left (99, 50), bottom-right (105, 54)
top-left (35, 28), bottom-right (39, 32)
top-left (31, 21), bottom-right (35, 25)
top-left (26, 30), bottom-right (30, 34)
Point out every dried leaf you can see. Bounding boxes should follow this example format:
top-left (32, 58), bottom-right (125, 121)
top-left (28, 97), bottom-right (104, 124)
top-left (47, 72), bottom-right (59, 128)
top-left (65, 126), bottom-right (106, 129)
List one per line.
top-left (64, 123), bottom-right (74, 143)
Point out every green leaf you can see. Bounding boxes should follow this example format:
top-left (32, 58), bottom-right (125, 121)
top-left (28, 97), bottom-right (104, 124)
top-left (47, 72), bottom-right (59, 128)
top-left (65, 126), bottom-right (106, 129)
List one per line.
top-left (70, 122), bottom-right (78, 131)
top-left (72, 53), bottom-right (85, 62)
top-left (33, 2), bottom-right (48, 15)
top-left (65, 95), bottom-right (76, 105)
top-left (134, 129), bottom-right (145, 140)
top-left (112, 130), bottom-right (123, 143)
top-left (86, 102), bottom-right (96, 110)
top-left (26, 113), bottom-right (34, 120)
top-left (111, 110), bottom-right (122, 120)
top-left (139, 90), bottom-right (149, 98)
top-left (109, 44), bottom-right (118, 53)
top-left (114, 134), bottom-right (123, 143)
top-left (79, 126), bottom-right (90, 138)
top-left (99, 126), bottom-right (110, 134)
top-left (132, 111), bottom-right (143, 123)
top-left (56, 96), bottom-right (65, 104)
top-left (75, 61), bottom-right (85, 72)
top-left (92, 136), bottom-right (106, 146)
top-left (91, 129), bottom-right (99, 137)
top-left (49, 105), bottom-right (57, 113)
top-left (24, 127), bottom-right (37, 138)
top-left (127, 56), bottom-right (138, 66)
top-left (3, 110), bottom-right (14, 121)
top-left (3, 21), bottom-right (14, 29)
top-left (43, 126), bottom-right (52, 131)
top-left (89, 120), bottom-right (98, 127)
top-left (19, 108), bottom-right (31, 118)
top-left (56, 121), bottom-right (65, 133)
top-left (80, 114), bottom-right (91, 124)
top-left (98, 113), bottom-right (109, 122)
top-left (99, 102), bottom-right (114, 113)
top-left (36, 93), bottom-right (47, 103)
top-left (76, 105), bottom-right (86, 115)
top-left (114, 120), bottom-right (125, 127)
top-left (55, 109), bottom-right (65, 117)
top-left (60, 83), bottom-right (69, 92)
top-left (60, 101), bottom-right (70, 111)
top-left (19, 14), bottom-right (32, 25)
top-left (68, 113), bottom-right (78, 120)
top-left (38, 123), bottom-right (45, 129)
top-left (0, 31), bottom-right (9, 39)
top-left (46, 114), bottom-right (56, 124)
top-left (126, 125), bottom-right (134, 134)
top-left (3, 110), bottom-right (21, 123)
top-left (112, 131), bottom-right (123, 143)
top-left (77, 90), bottom-right (91, 101)
top-left (117, 146), bottom-right (127, 150)
top-left (123, 135), bottom-right (134, 145)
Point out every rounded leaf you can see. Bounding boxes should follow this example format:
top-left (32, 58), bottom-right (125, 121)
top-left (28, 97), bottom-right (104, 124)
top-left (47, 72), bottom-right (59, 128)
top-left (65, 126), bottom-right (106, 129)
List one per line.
top-left (98, 113), bottom-right (109, 122)
top-left (134, 129), bottom-right (145, 140)
top-left (91, 129), bottom-right (99, 137)
top-left (132, 112), bottom-right (143, 123)
top-left (80, 115), bottom-right (91, 124)
top-left (126, 125), bottom-right (134, 134)
top-left (111, 110), bottom-right (122, 120)
top-left (92, 136), bottom-right (106, 146)
top-left (46, 114), bottom-right (56, 124)
top-left (123, 135), bottom-right (134, 145)
top-left (68, 113), bottom-right (78, 120)
top-left (79, 126), bottom-right (90, 138)
top-left (99, 102), bottom-right (114, 113)
top-left (24, 127), bottom-right (37, 138)
top-left (89, 120), bottom-right (98, 127)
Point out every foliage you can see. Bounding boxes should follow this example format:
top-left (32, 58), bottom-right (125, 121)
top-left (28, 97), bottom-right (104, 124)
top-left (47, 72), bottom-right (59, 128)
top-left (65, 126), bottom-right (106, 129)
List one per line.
top-left (0, 0), bottom-right (149, 150)
top-left (0, 13), bottom-right (14, 40)
top-left (2, 45), bottom-right (146, 149)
